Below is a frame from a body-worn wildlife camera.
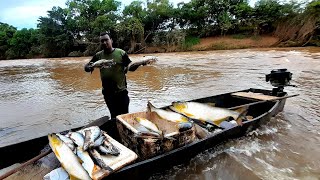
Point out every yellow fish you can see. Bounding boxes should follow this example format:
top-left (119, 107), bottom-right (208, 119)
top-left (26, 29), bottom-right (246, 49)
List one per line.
top-left (48, 134), bottom-right (91, 180)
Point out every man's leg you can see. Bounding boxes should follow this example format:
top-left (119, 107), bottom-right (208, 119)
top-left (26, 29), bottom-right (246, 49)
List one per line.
top-left (103, 90), bottom-right (129, 119)
top-left (113, 90), bottom-right (130, 117)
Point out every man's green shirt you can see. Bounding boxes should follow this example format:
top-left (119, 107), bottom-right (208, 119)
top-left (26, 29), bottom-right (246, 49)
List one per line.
top-left (90, 48), bottom-right (131, 94)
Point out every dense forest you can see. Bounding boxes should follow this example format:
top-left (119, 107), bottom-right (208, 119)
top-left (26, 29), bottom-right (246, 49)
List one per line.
top-left (0, 0), bottom-right (319, 60)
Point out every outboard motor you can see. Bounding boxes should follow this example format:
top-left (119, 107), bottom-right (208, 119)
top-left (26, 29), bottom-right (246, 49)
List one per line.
top-left (266, 69), bottom-right (295, 96)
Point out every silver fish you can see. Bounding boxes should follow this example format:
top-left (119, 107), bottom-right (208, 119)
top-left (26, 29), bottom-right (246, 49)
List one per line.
top-left (89, 149), bottom-right (113, 173)
top-left (135, 117), bottom-right (162, 135)
top-left (76, 147), bottom-right (103, 179)
top-left (147, 101), bottom-right (189, 123)
top-left (97, 145), bottom-right (120, 156)
top-left (170, 101), bottom-right (248, 126)
top-left (133, 123), bottom-right (161, 137)
top-left (141, 56), bottom-right (158, 64)
top-left (98, 132), bottom-right (121, 156)
top-left (56, 133), bottom-right (75, 151)
top-left (80, 126), bottom-right (101, 151)
top-left (69, 132), bottom-right (85, 148)
top-left (91, 59), bottom-right (116, 69)
top-left (93, 135), bottom-right (106, 147)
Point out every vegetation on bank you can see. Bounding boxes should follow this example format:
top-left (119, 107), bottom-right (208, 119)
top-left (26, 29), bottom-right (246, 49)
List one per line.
top-left (0, 0), bottom-right (319, 60)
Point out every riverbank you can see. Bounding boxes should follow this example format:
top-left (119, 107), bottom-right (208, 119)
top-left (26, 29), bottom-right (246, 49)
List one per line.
top-left (144, 35), bottom-right (279, 53)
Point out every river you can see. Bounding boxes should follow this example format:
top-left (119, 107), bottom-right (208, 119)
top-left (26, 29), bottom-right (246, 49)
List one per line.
top-left (1, 47), bottom-right (319, 179)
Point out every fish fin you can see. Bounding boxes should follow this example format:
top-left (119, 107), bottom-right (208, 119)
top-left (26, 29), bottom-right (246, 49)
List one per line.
top-left (235, 107), bottom-right (249, 126)
top-left (70, 174), bottom-right (81, 180)
top-left (147, 101), bottom-right (155, 112)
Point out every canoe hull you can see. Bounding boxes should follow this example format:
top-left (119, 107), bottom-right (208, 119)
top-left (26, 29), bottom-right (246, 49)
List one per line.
top-left (107, 89), bottom-right (286, 179)
top-left (0, 88), bottom-right (287, 178)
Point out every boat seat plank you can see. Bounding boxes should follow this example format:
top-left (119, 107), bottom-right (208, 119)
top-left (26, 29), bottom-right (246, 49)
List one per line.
top-left (231, 92), bottom-right (278, 101)
top-left (95, 132), bottom-right (138, 180)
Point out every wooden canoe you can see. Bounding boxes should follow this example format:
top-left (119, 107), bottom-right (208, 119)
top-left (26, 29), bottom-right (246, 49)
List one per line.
top-left (0, 88), bottom-right (289, 179)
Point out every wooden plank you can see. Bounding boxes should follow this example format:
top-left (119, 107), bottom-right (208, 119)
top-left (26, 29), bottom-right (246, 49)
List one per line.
top-left (95, 132), bottom-right (138, 180)
top-left (231, 92), bottom-right (279, 101)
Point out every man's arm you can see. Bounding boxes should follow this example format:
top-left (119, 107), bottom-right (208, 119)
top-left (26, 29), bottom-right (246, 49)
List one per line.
top-left (84, 55), bottom-right (99, 73)
top-left (122, 53), bottom-right (138, 72)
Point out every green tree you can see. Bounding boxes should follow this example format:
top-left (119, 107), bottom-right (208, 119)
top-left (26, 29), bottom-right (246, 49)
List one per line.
top-left (144, 0), bottom-right (175, 40)
top-left (67, 0), bottom-right (120, 41)
top-left (116, 17), bottom-right (144, 53)
top-left (253, 0), bottom-right (284, 34)
top-left (38, 6), bottom-right (74, 57)
top-left (6, 28), bottom-right (40, 59)
top-left (0, 23), bottom-right (16, 59)
top-left (176, 0), bottom-right (208, 36)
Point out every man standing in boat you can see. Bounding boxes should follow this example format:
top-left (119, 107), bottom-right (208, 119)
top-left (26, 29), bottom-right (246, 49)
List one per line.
top-left (84, 32), bottom-right (154, 119)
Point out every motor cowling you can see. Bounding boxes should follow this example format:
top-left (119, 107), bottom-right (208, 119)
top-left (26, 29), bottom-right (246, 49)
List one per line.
top-left (266, 69), bottom-right (294, 96)
top-left (266, 69), bottom-right (292, 87)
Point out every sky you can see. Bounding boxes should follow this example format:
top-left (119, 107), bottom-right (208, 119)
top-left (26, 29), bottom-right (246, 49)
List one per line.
top-left (0, 0), bottom-right (257, 29)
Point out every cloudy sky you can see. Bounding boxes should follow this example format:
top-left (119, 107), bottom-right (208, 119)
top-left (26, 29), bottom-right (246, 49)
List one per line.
top-left (0, 0), bottom-right (257, 29)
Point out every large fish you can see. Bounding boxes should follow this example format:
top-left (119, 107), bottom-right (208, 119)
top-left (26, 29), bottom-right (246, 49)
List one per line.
top-left (170, 102), bottom-right (248, 126)
top-left (141, 56), bottom-right (158, 64)
top-left (133, 123), bottom-right (162, 138)
top-left (93, 135), bottom-right (106, 147)
top-left (48, 134), bottom-right (91, 180)
top-left (89, 149), bottom-right (113, 174)
top-left (100, 132), bottom-right (121, 156)
top-left (56, 133), bottom-right (75, 151)
top-left (147, 101), bottom-right (189, 123)
top-left (79, 126), bottom-right (101, 151)
top-left (76, 147), bottom-right (103, 180)
top-left (134, 117), bottom-right (162, 135)
top-left (69, 132), bottom-right (85, 148)
top-left (91, 59), bottom-right (116, 69)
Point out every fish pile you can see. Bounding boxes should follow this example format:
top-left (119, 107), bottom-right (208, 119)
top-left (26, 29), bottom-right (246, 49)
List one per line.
top-left (131, 102), bottom-right (194, 140)
top-left (48, 126), bottom-right (120, 180)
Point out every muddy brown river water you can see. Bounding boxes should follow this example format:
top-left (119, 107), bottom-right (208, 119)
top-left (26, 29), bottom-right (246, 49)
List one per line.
top-left (0, 47), bottom-right (320, 179)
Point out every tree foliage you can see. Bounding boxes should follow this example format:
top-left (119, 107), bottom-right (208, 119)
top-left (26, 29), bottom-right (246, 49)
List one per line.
top-left (0, 0), bottom-right (319, 60)
top-left (0, 23), bottom-right (16, 59)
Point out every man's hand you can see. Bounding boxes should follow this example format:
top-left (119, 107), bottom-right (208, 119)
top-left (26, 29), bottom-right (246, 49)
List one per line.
top-left (84, 62), bottom-right (94, 73)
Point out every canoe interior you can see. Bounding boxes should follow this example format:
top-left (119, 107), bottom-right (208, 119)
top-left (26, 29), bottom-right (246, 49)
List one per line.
top-left (0, 88), bottom-right (287, 174)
